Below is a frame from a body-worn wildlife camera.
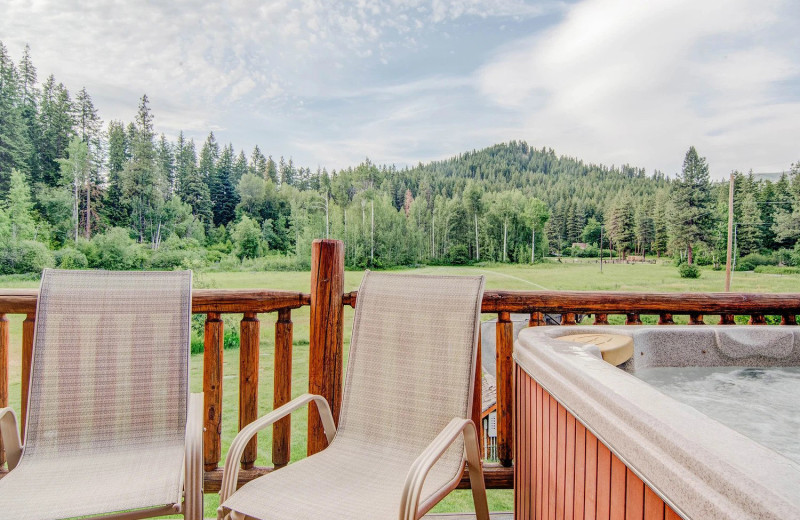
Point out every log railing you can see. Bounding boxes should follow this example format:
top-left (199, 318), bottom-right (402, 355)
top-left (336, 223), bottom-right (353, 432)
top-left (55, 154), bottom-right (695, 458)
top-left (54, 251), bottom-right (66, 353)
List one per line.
top-left (1, 239), bottom-right (799, 494)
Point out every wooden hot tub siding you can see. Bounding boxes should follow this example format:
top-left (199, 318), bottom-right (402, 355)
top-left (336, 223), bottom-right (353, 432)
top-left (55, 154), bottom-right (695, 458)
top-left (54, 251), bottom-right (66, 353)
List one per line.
top-left (515, 365), bottom-right (681, 520)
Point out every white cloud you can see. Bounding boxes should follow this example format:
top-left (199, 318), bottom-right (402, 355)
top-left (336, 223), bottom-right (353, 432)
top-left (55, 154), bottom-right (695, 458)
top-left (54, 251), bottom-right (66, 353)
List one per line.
top-left (476, 0), bottom-right (799, 176)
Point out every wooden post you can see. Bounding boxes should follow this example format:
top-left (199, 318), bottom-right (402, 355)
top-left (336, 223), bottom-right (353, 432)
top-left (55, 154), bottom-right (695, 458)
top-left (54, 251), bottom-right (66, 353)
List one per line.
top-left (273, 309), bottom-right (293, 468)
top-left (308, 239), bottom-right (344, 456)
top-left (21, 313), bottom-right (34, 440)
top-left (560, 313), bottom-right (577, 326)
top-left (625, 313), bottom-right (642, 325)
top-left (0, 314), bottom-right (8, 466)
top-left (593, 313), bottom-right (609, 325)
top-left (496, 311), bottom-right (513, 467)
top-left (203, 312), bottom-right (224, 471)
top-left (689, 313), bottom-right (705, 325)
top-left (719, 314), bottom-right (736, 325)
top-left (658, 313), bottom-right (675, 325)
top-left (529, 312), bottom-right (545, 327)
top-left (781, 314), bottom-right (797, 326)
top-left (239, 312), bottom-right (259, 470)
top-left (472, 329), bottom-right (483, 460)
top-left (748, 314), bottom-right (766, 325)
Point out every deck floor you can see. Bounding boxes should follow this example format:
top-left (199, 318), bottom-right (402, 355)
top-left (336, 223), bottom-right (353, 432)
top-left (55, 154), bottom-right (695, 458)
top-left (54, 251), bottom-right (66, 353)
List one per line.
top-left (425, 514), bottom-right (512, 519)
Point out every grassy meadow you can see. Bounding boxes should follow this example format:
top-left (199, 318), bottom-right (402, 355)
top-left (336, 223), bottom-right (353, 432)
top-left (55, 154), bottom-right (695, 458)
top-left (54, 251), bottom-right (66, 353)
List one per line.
top-left (2, 261), bottom-right (799, 516)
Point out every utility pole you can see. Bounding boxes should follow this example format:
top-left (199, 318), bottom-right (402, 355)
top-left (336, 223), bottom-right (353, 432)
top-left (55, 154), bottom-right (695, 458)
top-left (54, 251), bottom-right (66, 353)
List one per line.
top-left (725, 173), bottom-right (734, 291)
top-left (531, 228), bottom-right (535, 264)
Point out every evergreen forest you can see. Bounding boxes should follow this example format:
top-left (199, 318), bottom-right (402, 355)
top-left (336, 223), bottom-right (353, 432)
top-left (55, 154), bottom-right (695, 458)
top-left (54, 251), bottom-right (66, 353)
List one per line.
top-left (2, 42), bottom-right (800, 274)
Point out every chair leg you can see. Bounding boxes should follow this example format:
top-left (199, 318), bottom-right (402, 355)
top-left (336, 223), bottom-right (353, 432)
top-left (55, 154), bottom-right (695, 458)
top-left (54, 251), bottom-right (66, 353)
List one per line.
top-left (464, 423), bottom-right (490, 520)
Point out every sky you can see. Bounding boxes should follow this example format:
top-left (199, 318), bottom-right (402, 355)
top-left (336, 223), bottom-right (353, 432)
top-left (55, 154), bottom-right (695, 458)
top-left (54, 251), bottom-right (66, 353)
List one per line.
top-left (2, 0), bottom-right (799, 179)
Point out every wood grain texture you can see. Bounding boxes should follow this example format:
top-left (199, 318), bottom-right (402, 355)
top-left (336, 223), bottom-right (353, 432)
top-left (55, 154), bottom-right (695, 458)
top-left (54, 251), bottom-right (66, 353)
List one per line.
top-left (515, 371), bottom-right (682, 520)
top-left (238, 312), bottom-right (259, 469)
top-left (308, 239), bottom-right (344, 456)
top-left (473, 329), bottom-right (483, 459)
top-left (203, 312), bottom-right (224, 471)
top-left (20, 313), bottom-right (34, 440)
top-left (497, 312), bottom-right (514, 467)
top-left (273, 308), bottom-right (293, 468)
top-left (0, 314), bottom-right (7, 466)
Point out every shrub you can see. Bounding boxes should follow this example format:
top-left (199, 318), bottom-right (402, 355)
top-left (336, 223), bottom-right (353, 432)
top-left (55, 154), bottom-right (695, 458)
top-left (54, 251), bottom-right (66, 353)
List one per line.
top-left (678, 263), bottom-right (700, 278)
top-left (448, 244), bottom-right (471, 265)
top-left (0, 240), bottom-right (55, 274)
top-left (754, 265), bottom-right (800, 275)
top-left (86, 227), bottom-right (138, 270)
top-left (149, 249), bottom-right (206, 270)
top-left (739, 253), bottom-right (774, 269)
top-left (55, 247), bottom-right (88, 269)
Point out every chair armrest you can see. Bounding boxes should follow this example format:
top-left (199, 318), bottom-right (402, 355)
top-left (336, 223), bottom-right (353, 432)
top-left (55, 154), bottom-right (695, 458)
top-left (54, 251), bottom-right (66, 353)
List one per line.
top-left (184, 393), bottom-right (204, 520)
top-left (218, 393), bottom-right (336, 503)
top-left (0, 407), bottom-right (23, 471)
top-left (399, 418), bottom-right (489, 520)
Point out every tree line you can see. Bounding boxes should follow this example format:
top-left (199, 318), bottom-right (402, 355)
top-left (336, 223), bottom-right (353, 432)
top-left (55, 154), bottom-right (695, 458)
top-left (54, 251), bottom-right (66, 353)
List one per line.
top-left (1, 41), bottom-right (799, 274)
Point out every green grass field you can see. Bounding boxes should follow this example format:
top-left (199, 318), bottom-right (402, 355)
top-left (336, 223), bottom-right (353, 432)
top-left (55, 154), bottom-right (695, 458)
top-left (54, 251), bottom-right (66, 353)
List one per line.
top-left (2, 261), bottom-right (799, 516)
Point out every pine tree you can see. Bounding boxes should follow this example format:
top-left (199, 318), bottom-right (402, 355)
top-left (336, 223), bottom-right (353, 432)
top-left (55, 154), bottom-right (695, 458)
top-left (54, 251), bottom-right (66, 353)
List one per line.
top-left (210, 143), bottom-right (237, 225)
top-left (670, 146), bottom-right (712, 264)
top-left (606, 196), bottom-right (635, 258)
top-left (18, 44), bottom-right (40, 182)
top-left (105, 120), bottom-right (128, 226)
top-left (38, 75), bottom-right (75, 186)
top-left (74, 87), bottom-right (103, 237)
top-left (0, 41), bottom-right (29, 192)
top-left (156, 134), bottom-right (175, 197)
top-left (176, 134), bottom-right (211, 224)
top-left (231, 150), bottom-right (248, 186)
top-left (249, 146), bottom-right (267, 178)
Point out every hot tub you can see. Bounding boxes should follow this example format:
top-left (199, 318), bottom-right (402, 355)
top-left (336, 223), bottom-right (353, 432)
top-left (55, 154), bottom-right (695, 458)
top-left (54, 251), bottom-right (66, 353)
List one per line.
top-left (513, 325), bottom-right (800, 520)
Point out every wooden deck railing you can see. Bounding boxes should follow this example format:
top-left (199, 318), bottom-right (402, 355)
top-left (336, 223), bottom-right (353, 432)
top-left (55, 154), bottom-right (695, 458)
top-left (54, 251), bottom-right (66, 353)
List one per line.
top-left (1, 239), bottom-right (799, 494)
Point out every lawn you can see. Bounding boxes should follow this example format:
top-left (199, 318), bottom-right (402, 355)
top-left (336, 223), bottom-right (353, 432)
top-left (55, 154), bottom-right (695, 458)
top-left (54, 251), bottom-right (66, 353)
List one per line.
top-left (2, 261), bottom-right (799, 516)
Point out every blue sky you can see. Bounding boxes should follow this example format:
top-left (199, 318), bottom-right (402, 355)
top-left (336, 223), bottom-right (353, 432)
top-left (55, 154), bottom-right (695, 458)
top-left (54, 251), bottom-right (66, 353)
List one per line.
top-left (2, 0), bottom-right (799, 178)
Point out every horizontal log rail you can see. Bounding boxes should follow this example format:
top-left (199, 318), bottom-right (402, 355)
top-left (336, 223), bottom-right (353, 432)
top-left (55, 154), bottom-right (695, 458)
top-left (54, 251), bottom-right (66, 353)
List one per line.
top-left (1, 251), bottom-right (799, 497)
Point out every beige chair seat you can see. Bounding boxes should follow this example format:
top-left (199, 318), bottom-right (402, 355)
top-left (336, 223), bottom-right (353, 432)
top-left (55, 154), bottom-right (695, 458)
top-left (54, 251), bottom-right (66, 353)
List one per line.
top-left (0, 445), bottom-right (185, 520)
top-left (224, 437), bottom-right (459, 520)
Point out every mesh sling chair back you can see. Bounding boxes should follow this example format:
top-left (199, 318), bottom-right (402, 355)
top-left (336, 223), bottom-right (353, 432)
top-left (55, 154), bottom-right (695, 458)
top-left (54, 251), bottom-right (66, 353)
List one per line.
top-left (0, 269), bottom-right (203, 520)
top-left (218, 271), bottom-right (488, 520)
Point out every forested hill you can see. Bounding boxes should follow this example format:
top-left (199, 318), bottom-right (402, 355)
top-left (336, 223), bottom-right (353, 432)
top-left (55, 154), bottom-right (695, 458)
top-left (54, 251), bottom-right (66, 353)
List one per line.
top-left (2, 40), bottom-right (799, 274)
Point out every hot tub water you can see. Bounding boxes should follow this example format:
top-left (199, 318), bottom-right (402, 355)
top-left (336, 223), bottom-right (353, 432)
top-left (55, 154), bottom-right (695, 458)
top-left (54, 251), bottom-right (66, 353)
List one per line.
top-left (633, 366), bottom-right (800, 465)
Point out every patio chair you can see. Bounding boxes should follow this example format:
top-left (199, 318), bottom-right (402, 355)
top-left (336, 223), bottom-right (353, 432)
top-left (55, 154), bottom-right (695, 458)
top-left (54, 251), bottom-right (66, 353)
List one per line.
top-left (218, 271), bottom-right (489, 520)
top-left (0, 269), bottom-right (203, 520)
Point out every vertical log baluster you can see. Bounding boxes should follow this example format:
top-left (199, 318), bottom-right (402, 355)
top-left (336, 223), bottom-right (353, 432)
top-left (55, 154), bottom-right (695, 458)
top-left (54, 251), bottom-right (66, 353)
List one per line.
top-left (625, 313), bottom-right (642, 325)
top-left (21, 313), bottom-right (34, 440)
top-left (203, 312), bottom-right (224, 471)
top-left (239, 312), bottom-right (260, 470)
top-left (560, 313), bottom-right (577, 326)
top-left (781, 314), bottom-right (797, 325)
top-left (273, 309), bottom-right (293, 468)
top-left (593, 313), bottom-right (609, 325)
top-left (658, 313), bottom-right (675, 325)
top-left (496, 311), bottom-right (514, 467)
top-left (0, 313), bottom-right (8, 466)
top-left (529, 312), bottom-right (545, 327)
top-left (472, 329), bottom-right (483, 460)
top-left (719, 314), bottom-right (736, 325)
top-left (689, 313), bottom-right (705, 325)
top-left (308, 239), bottom-right (344, 456)
top-left (749, 314), bottom-right (766, 325)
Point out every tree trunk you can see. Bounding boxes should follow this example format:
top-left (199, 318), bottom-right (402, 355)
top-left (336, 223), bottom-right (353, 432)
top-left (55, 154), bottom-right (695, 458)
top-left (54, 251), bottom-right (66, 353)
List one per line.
top-left (687, 242), bottom-right (693, 265)
top-left (503, 220), bottom-right (507, 262)
top-left (531, 228), bottom-right (535, 263)
top-left (73, 181), bottom-right (79, 243)
top-left (474, 214), bottom-right (479, 261)
top-left (85, 181), bottom-right (91, 239)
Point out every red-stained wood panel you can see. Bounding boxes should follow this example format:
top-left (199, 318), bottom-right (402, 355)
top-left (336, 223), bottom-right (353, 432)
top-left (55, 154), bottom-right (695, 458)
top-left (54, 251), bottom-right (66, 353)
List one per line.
top-left (643, 487), bottom-right (665, 520)
top-left (585, 431), bottom-right (598, 520)
top-left (516, 369), bottom-right (684, 520)
top-left (542, 388), bottom-right (550, 520)
top-left (596, 443), bottom-right (612, 520)
top-left (574, 421), bottom-right (586, 519)
top-left (625, 468), bottom-right (644, 520)
top-left (610, 455), bottom-right (627, 520)
top-left (549, 396), bottom-right (558, 520)
top-left (556, 404), bottom-right (567, 519)
top-left (565, 413), bottom-right (576, 520)
top-left (536, 382), bottom-right (543, 520)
